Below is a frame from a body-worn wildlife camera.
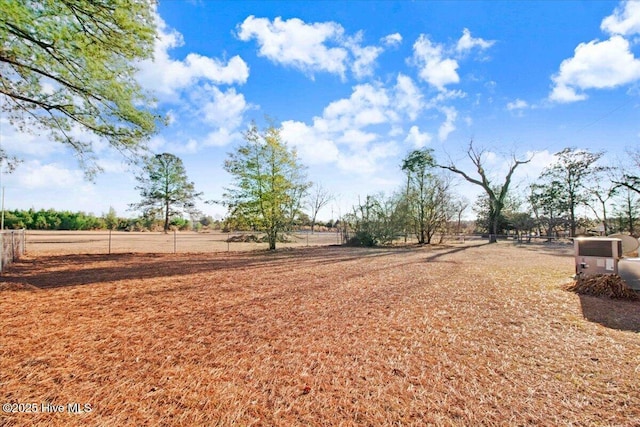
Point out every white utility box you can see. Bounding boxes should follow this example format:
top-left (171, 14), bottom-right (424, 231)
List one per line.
top-left (574, 237), bottom-right (622, 277)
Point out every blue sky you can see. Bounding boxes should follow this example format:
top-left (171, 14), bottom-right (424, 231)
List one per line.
top-left (2, 0), bottom-right (639, 221)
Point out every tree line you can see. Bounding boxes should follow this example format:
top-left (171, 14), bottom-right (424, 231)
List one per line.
top-left (1, 208), bottom-right (194, 232)
top-left (342, 144), bottom-right (639, 246)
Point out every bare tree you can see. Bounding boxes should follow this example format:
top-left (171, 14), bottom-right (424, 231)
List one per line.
top-left (307, 183), bottom-right (334, 233)
top-left (612, 148), bottom-right (640, 195)
top-left (439, 141), bottom-right (532, 243)
top-left (453, 197), bottom-right (469, 236)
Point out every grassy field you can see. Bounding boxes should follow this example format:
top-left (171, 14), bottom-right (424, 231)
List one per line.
top-left (1, 241), bottom-right (639, 426)
top-left (23, 230), bottom-right (341, 255)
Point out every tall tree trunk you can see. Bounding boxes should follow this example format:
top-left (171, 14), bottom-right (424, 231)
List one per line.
top-left (164, 200), bottom-right (170, 233)
top-left (269, 229), bottom-right (277, 250)
top-left (489, 215), bottom-right (498, 243)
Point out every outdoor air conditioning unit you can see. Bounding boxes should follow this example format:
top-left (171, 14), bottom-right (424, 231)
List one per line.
top-left (574, 237), bottom-right (622, 277)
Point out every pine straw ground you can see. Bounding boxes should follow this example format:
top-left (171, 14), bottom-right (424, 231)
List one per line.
top-left (1, 242), bottom-right (639, 427)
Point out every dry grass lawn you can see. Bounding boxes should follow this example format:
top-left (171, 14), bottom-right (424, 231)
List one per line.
top-left (24, 230), bottom-right (340, 255)
top-left (1, 242), bottom-right (639, 426)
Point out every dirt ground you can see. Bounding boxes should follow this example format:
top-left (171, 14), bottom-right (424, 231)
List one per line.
top-left (1, 241), bottom-right (638, 426)
top-left (24, 230), bottom-right (342, 255)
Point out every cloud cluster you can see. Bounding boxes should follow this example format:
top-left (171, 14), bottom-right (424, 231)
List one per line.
top-left (139, 16), bottom-right (249, 98)
top-left (411, 29), bottom-right (495, 91)
top-left (135, 14), bottom-right (252, 153)
top-left (601, 0), bottom-right (640, 35)
top-left (237, 16), bottom-right (400, 80)
top-left (279, 74), bottom-right (458, 174)
top-left (550, 0), bottom-right (640, 103)
top-left (234, 15), bottom-right (497, 166)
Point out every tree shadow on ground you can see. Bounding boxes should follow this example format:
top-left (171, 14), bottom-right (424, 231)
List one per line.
top-left (577, 294), bottom-right (640, 332)
top-left (0, 246), bottom-right (426, 290)
top-left (422, 242), bottom-right (489, 262)
top-left (514, 242), bottom-right (574, 257)
top-left (0, 241), bottom-right (508, 291)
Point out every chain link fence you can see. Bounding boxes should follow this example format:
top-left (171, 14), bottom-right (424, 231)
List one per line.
top-left (23, 230), bottom-right (342, 256)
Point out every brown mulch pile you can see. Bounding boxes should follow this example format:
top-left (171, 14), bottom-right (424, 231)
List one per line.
top-left (566, 274), bottom-right (639, 300)
top-left (226, 233), bottom-right (294, 243)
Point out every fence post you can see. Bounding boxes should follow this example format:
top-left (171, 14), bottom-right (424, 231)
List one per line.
top-left (108, 229), bottom-right (112, 255)
top-left (11, 230), bottom-right (15, 261)
top-left (174, 230), bottom-right (177, 254)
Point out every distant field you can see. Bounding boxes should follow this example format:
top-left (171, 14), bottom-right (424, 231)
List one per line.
top-left (1, 241), bottom-right (638, 426)
top-left (24, 230), bottom-right (342, 255)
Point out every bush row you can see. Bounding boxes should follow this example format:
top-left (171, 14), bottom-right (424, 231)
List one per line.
top-left (1, 209), bottom-right (193, 231)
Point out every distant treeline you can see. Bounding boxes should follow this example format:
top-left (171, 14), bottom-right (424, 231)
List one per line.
top-left (1, 208), bottom-right (198, 231)
top-left (2, 208), bottom-right (345, 233)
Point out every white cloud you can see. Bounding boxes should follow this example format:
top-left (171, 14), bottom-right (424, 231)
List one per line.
top-left (347, 33), bottom-right (384, 79)
top-left (337, 129), bottom-right (378, 149)
top-left (148, 135), bottom-right (167, 152)
top-left (279, 75), bottom-right (460, 172)
top-left (381, 33), bottom-right (402, 47)
top-left (394, 74), bottom-right (424, 120)
top-left (512, 150), bottom-right (555, 183)
top-left (197, 86), bottom-right (249, 130)
top-left (202, 128), bottom-right (242, 148)
top-left (134, 13), bottom-right (254, 154)
top-left (321, 83), bottom-right (393, 132)
top-left (0, 118), bottom-right (62, 157)
top-left (12, 161), bottom-right (84, 190)
top-left (506, 99), bottom-right (529, 111)
top-left (280, 120), bottom-right (340, 164)
top-left (137, 15), bottom-right (249, 98)
top-left (438, 106), bottom-right (458, 141)
top-left (237, 16), bottom-right (392, 80)
top-left (601, 0), bottom-right (640, 36)
top-left (336, 141), bottom-right (399, 175)
top-left (404, 126), bottom-right (432, 148)
top-left (550, 35), bottom-right (640, 103)
top-left (456, 28), bottom-right (495, 54)
top-left (237, 15), bottom-right (348, 77)
top-left (412, 35), bottom-right (460, 90)
top-left (279, 83), bottom-right (404, 174)
top-left (410, 29), bottom-right (494, 91)
top-left (95, 159), bottom-right (129, 174)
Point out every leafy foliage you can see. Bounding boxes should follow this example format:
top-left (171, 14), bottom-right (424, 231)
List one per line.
top-left (223, 123), bottom-right (310, 250)
top-left (401, 149), bottom-right (454, 244)
top-left (528, 180), bottom-right (570, 238)
top-left (4, 208), bottom-right (110, 230)
top-left (611, 187), bottom-right (640, 236)
top-left (131, 153), bottom-right (201, 233)
top-left (344, 194), bottom-right (403, 247)
top-left (473, 190), bottom-right (521, 235)
top-left (537, 147), bottom-right (604, 237)
top-left (0, 0), bottom-right (161, 176)
top-left (2, 207), bottom-right (200, 232)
